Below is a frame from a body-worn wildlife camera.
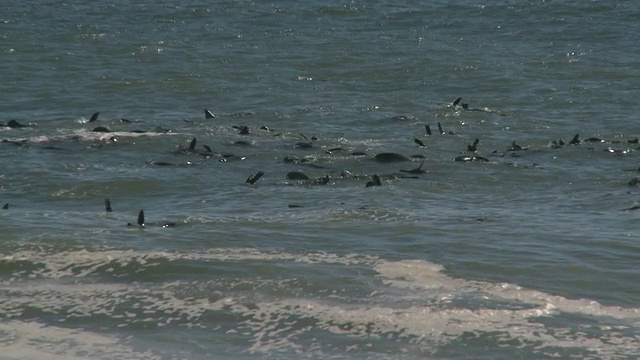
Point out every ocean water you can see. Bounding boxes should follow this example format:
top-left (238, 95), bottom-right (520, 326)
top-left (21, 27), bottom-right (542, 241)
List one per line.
top-left (1, 1), bottom-right (640, 359)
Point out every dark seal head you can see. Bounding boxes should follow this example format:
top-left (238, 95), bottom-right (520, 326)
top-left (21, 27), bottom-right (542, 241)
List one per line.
top-left (232, 125), bottom-right (250, 135)
top-left (5, 120), bottom-right (28, 128)
top-left (366, 174), bottom-right (382, 187)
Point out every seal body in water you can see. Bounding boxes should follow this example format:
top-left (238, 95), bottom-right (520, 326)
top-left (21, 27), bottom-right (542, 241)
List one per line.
top-left (400, 161), bottom-right (426, 174)
top-left (366, 174), bottom-right (382, 187)
top-left (5, 120), bottom-right (29, 128)
top-left (374, 153), bottom-right (410, 163)
top-left (127, 209), bottom-right (176, 228)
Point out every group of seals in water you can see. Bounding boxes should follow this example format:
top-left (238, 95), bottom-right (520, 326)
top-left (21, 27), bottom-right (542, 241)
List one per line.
top-left (4, 96), bottom-right (640, 223)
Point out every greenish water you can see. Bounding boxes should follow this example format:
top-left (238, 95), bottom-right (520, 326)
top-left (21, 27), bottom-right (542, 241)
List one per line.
top-left (1, 1), bottom-right (640, 359)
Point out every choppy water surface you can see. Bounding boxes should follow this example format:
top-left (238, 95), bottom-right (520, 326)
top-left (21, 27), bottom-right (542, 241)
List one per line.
top-left (2, 1), bottom-right (640, 359)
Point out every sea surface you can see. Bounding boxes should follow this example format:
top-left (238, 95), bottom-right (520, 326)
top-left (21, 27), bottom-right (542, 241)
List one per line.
top-left (1, 1), bottom-right (640, 359)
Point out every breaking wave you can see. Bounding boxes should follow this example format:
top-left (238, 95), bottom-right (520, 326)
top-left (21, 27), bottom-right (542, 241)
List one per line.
top-left (1, 247), bottom-right (638, 359)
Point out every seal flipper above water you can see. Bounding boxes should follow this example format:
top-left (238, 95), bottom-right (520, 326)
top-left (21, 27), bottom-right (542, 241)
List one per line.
top-left (400, 161), bottom-right (426, 174)
top-left (467, 138), bottom-right (479, 152)
top-left (127, 209), bottom-right (145, 227)
top-left (137, 209), bottom-right (145, 226)
top-left (88, 112), bottom-right (100, 122)
top-left (204, 109), bottom-right (215, 119)
top-left (569, 134), bottom-right (581, 145)
top-left (104, 198), bottom-right (112, 212)
top-left (246, 171), bottom-right (265, 184)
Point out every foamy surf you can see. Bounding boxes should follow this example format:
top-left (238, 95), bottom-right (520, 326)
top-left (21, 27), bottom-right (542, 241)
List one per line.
top-left (1, 129), bottom-right (177, 144)
top-left (1, 247), bottom-right (638, 358)
top-left (0, 320), bottom-right (161, 360)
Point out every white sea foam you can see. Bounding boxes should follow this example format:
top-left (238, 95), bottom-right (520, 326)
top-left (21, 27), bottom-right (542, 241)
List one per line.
top-left (0, 320), bottom-right (160, 360)
top-left (1, 129), bottom-right (176, 145)
top-left (1, 247), bottom-right (638, 358)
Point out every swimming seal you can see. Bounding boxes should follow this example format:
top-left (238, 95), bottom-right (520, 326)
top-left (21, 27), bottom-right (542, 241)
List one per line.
top-left (569, 134), bottom-right (581, 145)
top-left (414, 138), bottom-right (426, 147)
top-left (455, 155), bottom-right (489, 163)
top-left (174, 138), bottom-right (217, 157)
top-left (313, 175), bottom-right (330, 185)
top-left (295, 141), bottom-right (313, 149)
top-left (127, 209), bottom-right (145, 227)
top-left (127, 209), bottom-right (176, 228)
top-left (326, 147), bottom-right (345, 154)
top-left (508, 141), bottom-right (528, 151)
top-left (374, 153), bottom-right (410, 163)
top-left (246, 171), bottom-right (265, 184)
top-left (286, 171), bottom-right (309, 181)
top-left (451, 97), bottom-right (493, 113)
top-left (5, 120), bottom-right (28, 128)
top-left (467, 138), bottom-right (479, 152)
top-left (400, 161), bottom-right (426, 174)
top-left (585, 137), bottom-right (604, 143)
top-left (366, 174), bottom-right (382, 187)
top-left (298, 133), bottom-right (319, 141)
top-left (233, 140), bottom-right (252, 147)
top-left (437, 122), bottom-right (455, 135)
top-left (549, 139), bottom-right (565, 149)
top-left (232, 125), bottom-right (250, 135)
top-left (91, 126), bottom-right (111, 133)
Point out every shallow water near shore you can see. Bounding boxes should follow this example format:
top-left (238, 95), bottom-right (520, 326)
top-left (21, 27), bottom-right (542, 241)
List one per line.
top-left (2, 1), bottom-right (640, 359)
